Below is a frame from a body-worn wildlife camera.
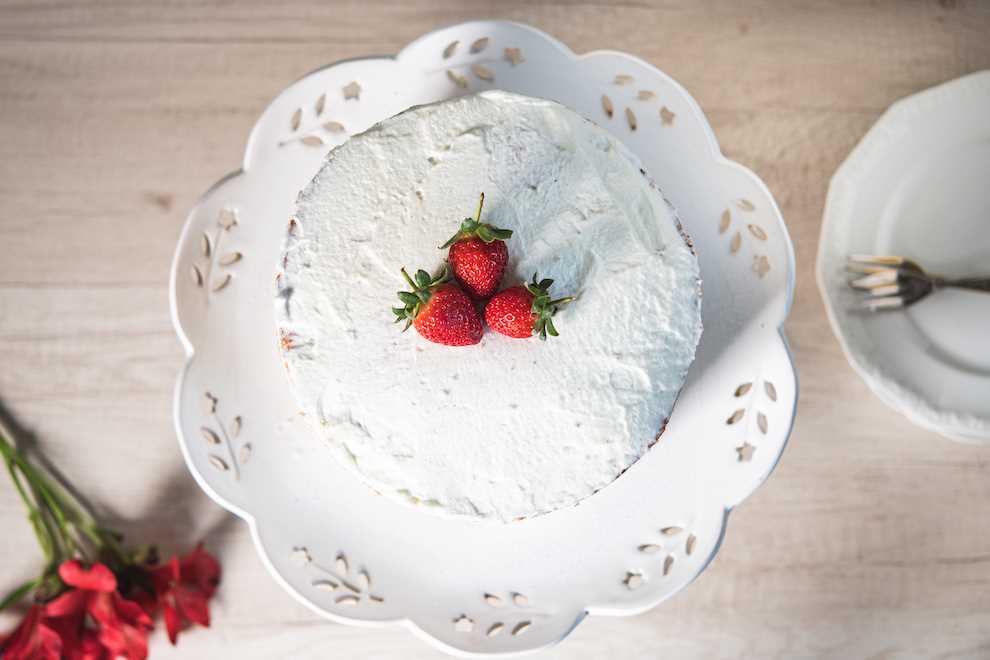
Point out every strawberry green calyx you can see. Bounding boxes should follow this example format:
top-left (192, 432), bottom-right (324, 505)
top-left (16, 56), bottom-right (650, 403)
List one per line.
top-left (525, 273), bottom-right (576, 340)
top-left (439, 192), bottom-right (513, 249)
top-left (392, 263), bottom-right (450, 331)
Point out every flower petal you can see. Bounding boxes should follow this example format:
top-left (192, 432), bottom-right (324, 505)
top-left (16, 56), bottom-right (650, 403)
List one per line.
top-left (162, 601), bottom-right (181, 645)
top-left (180, 545), bottom-right (221, 597)
top-left (44, 589), bottom-right (88, 618)
top-left (175, 585), bottom-right (211, 627)
top-left (0, 605), bottom-right (62, 660)
top-left (59, 561), bottom-right (117, 593)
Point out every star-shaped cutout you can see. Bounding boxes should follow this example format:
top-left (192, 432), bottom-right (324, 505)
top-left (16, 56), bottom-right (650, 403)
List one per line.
top-left (504, 47), bottom-right (524, 65)
top-left (342, 81), bottom-right (361, 100)
top-left (736, 442), bottom-right (756, 462)
top-left (453, 615), bottom-right (474, 632)
top-left (659, 105), bottom-right (676, 126)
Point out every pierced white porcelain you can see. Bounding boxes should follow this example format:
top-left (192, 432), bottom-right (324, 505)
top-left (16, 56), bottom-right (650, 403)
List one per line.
top-left (817, 71), bottom-right (990, 443)
top-left (169, 21), bottom-right (796, 656)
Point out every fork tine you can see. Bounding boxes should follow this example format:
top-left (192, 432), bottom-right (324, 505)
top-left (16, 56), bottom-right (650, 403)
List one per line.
top-left (848, 254), bottom-right (907, 266)
top-left (849, 270), bottom-right (898, 289)
top-left (858, 295), bottom-right (904, 311)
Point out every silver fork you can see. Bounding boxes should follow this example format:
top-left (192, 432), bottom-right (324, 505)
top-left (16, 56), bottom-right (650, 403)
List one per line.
top-left (847, 254), bottom-right (990, 311)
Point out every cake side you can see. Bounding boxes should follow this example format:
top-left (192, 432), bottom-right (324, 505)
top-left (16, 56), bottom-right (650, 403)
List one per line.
top-left (276, 91), bottom-right (702, 522)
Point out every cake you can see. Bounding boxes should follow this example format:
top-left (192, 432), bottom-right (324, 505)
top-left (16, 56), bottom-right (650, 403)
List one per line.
top-left (276, 91), bottom-right (702, 522)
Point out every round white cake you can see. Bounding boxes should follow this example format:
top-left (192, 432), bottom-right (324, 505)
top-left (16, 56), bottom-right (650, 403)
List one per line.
top-left (277, 91), bottom-right (702, 522)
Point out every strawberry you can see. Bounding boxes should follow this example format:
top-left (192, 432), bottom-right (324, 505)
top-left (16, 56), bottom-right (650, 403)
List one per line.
top-left (485, 274), bottom-right (575, 340)
top-left (440, 193), bottom-right (513, 299)
top-left (392, 265), bottom-right (482, 346)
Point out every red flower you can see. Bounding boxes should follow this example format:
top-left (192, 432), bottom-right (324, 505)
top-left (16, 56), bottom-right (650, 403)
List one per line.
top-left (45, 561), bottom-right (153, 660)
top-left (140, 545), bottom-right (220, 645)
top-left (0, 604), bottom-right (62, 660)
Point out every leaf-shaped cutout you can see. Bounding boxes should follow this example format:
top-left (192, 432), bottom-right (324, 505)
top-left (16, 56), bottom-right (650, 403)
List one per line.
top-left (229, 415), bottom-right (241, 437)
top-left (290, 108), bottom-right (302, 132)
top-left (757, 412), bottom-right (768, 434)
top-left (211, 273), bottom-right (231, 292)
top-left (335, 555), bottom-right (348, 574)
top-left (753, 255), bottom-right (771, 277)
top-left (661, 526), bottom-right (683, 536)
top-left (369, 594), bottom-right (384, 603)
top-left (487, 623), bottom-right (504, 637)
top-left (323, 121), bottom-right (345, 134)
top-left (301, 135), bottom-right (324, 147)
top-left (639, 543), bottom-right (663, 554)
top-left (663, 555), bottom-right (675, 576)
top-left (735, 382), bottom-right (752, 397)
top-left (443, 40), bottom-right (459, 59)
top-left (312, 579), bottom-right (338, 591)
top-left (484, 593), bottom-right (504, 607)
top-left (736, 198), bottom-right (756, 212)
top-left (637, 90), bottom-right (656, 101)
top-left (625, 107), bottom-right (637, 131)
top-left (719, 209), bottom-right (731, 234)
top-left (190, 264), bottom-right (204, 287)
top-left (315, 94), bottom-right (326, 116)
top-left (471, 63), bottom-right (494, 81)
top-left (202, 392), bottom-right (217, 415)
top-left (748, 224), bottom-right (768, 240)
top-left (686, 534), bottom-right (697, 556)
top-left (512, 592), bottom-right (528, 607)
top-left (238, 443), bottom-right (252, 464)
top-left (512, 621), bottom-right (532, 636)
top-left (446, 69), bottom-right (468, 89)
top-left (335, 595), bottom-right (359, 606)
top-left (357, 570), bottom-right (370, 590)
top-left (208, 455), bottom-right (228, 472)
top-left (730, 231), bottom-right (742, 254)
top-left (504, 47), bottom-right (524, 65)
top-left (601, 94), bottom-right (614, 118)
top-left (659, 106), bottom-right (676, 126)
top-left (764, 381), bottom-right (778, 401)
top-left (614, 74), bottom-right (634, 85)
top-left (470, 37), bottom-right (489, 54)
top-left (219, 251), bottom-right (242, 266)
top-left (291, 547), bottom-right (311, 565)
top-left (201, 232), bottom-right (212, 258)
top-left (200, 427), bottom-right (220, 445)
top-left (726, 409), bottom-right (745, 425)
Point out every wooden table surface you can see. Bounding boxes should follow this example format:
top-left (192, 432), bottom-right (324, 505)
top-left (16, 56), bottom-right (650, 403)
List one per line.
top-left (2, 2), bottom-right (989, 658)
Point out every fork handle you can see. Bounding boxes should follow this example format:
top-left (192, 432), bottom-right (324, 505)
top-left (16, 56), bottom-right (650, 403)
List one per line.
top-left (939, 277), bottom-right (990, 294)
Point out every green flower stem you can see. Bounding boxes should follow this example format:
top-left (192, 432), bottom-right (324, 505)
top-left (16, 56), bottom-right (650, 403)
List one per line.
top-left (0, 579), bottom-right (38, 612)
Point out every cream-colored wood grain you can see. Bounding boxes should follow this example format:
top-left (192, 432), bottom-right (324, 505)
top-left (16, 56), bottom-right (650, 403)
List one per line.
top-left (1, 1), bottom-right (989, 658)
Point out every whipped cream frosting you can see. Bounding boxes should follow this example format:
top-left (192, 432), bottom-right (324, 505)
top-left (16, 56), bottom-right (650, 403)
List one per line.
top-left (277, 91), bottom-right (702, 522)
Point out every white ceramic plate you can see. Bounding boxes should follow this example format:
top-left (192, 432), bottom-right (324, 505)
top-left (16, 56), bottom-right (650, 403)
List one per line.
top-left (817, 71), bottom-right (990, 443)
top-left (170, 21), bottom-right (796, 656)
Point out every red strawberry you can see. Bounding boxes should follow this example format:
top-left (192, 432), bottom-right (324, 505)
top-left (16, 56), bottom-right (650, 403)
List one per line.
top-left (392, 265), bottom-right (482, 346)
top-left (485, 274), bottom-right (575, 340)
top-left (440, 193), bottom-right (513, 299)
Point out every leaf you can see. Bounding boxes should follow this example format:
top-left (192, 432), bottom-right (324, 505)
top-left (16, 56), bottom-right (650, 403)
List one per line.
top-left (661, 526), bottom-right (683, 536)
top-left (290, 108), bottom-right (302, 132)
top-left (471, 63), bottom-right (494, 81)
top-left (301, 135), bottom-right (324, 147)
top-left (730, 231), bottom-right (742, 254)
top-left (230, 415), bottom-right (242, 437)
top-left (443, 40), bottom-right (459, 59)
top-left (748, 224), bottom-right (768, 240)
top-left (313, 579), bottom-right (338, 591)
top-left (736, 198), bottom-right (756, 212)
top-left (323, 121), bottom-right (345, 134)
top-left (511, 621), bottom-right (532, 636)
top-left (200, 427), bottom-right (220, 445)
top-left (190, 264), bottom-right (204, 287)
top-left (638, 543), bottom-right (662, 554)
top-left (686, 534), bottom-right (697, 556)
top-left (614, 74), bottom-right (634, 85)
top-left (727, 409), bottom-right (745, 424)
top-left (487, 623), bottom-right (504, 637)
top-left (208, 455), bottom-right (228, 472)
top-left (201, 232), bottom-right (212, 258)
top-left (637, 90), bottom-right (656, 101)
top-left (336, 554), bottom-right (348, 574)
top-left (625, 107), bottom-right (637, 131)
top-left (315, 93), bottom-right (326, 116)
top-left (446, 69), bottom-right (468, 89)
top-left (764, 381), bottom-right (778, 402)
top-left (757, 412), bottom-right (768, 434)
top-left (719, 209), bottom-right (731, 234)
top-left (219, 251), bottom-right (242, 266)
top-left (211, 273), bottom-right (232, 292)
top-left (238, 443), bottom-right (252, 464)
top-left (734, 382), bottom-right (752, 397)
top-left (601, 94), bottom-right (614, 118)
top-left (663, 555), bottom-right (675, 576)
top-left (484, 593), bottom-right (504, 607)
top-left (470, 37), bottom-right (489, 53)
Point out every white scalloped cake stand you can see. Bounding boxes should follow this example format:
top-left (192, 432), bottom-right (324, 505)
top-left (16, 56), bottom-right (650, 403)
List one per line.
top-left (169, 21), bottom-right (797, 656)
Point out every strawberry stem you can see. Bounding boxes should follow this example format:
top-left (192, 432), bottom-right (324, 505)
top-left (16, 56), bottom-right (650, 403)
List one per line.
top-left (439, 193), bottom-right (513, 249)
top-left (393, 263), bottom-right (450, 331)
top-left (525, 273), bottom-right (576, 341)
